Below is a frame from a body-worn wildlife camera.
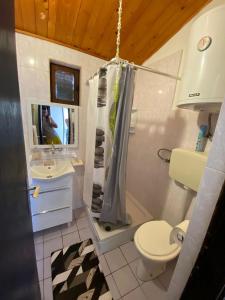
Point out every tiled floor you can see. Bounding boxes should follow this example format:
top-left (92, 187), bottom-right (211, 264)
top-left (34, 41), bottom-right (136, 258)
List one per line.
top-left (34, 207), bottom-right (167, 300)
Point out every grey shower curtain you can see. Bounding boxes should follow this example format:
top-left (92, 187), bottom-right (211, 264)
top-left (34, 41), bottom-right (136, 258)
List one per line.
top-left (100, 65), bottom-right (136, 225)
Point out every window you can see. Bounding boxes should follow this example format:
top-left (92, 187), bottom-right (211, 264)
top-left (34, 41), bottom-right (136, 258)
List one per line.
top-left (50, 63), bottom-right (80, 106)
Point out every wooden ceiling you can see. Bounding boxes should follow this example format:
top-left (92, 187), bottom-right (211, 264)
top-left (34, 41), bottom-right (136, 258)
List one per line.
top-left (15, 0), bottom-right (211, 64)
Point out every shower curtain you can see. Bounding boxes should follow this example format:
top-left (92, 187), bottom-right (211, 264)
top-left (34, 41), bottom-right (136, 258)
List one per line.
top-left (84, 63), bottom-right (135, 225)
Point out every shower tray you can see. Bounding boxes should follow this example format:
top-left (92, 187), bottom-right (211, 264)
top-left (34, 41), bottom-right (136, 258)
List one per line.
top-left (87, 191), bottom-right (153, 253)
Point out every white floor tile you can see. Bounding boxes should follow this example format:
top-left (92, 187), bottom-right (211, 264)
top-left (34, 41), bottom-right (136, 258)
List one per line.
top-left (39, 281), bottom-right (43, 299)
top-left (37, 260), bottom-right (44, 281)
top-left (74, 207), bottom-right (87, 219)
top-left (61, 221), bottom-right (78, 236)
top-left (157, 258), bottom-right (177, 289)
top-left (76, 217), bottom-right (90, 230)
top-left (44, 237), bottom-right (63, 258)
top-left (99, 255), bottom-right (111, 276)
top-left (120, 241), bottom-right (140, 263)
top-left (43, 277), bottom-right (53, 300)
top-left (141, 280), bottom-right (166, 300)
top-left (62, 231), bottom-right (81, 247)
top-left (123, 287), bottom-right (147, 300)
top-left (79, 227), bottom-right (94, 241)
top-left (34, 232), bottom-right (43, 244)
top-left (129, 258), bottom-right (143, 285)
top-left (43, 256), bottom-right (52, 279)
top-left (106, 274), bottom-right (121, 300)
top-left (35, 243), bottom-right (44, 261)
top-left (112, 265), bottom-right (139, 296)
top-left (105, 248), bottom-right (127, 273)
top-left (93, 240), bottom-right (101, 256)
top-left (43, 228), bottom-right (61, 242)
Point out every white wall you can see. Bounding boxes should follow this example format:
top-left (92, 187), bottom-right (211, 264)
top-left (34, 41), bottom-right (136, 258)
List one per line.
top-left (126, 51), bottom-right (210, 226)
top-left (16, 33), bottom-right (105, 163)
top-left (16, 33), bottom-right (105, 209)
top-left (129, 0), bottom-right (224, 298)
top-left (126, 0), bottom-right (222, 226)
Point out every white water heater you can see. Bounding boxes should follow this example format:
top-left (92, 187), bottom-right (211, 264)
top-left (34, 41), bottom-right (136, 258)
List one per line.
top-left (178, 5), bottom-right (225, 112)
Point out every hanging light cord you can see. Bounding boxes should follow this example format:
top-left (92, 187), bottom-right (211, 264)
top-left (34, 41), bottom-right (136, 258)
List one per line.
top-left (115, 0), bottom-right (123, 59)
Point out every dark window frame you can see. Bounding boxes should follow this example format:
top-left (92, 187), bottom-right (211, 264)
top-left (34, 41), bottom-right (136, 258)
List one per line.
top-left (50, 62), bottom-right (80, 106)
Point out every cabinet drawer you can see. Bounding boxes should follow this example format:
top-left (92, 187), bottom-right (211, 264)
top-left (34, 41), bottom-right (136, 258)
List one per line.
top-left (32, 175), bottom-right (73, 190)
top-left (32, 207), bottom-right (72, 232)
top-left (30, 187), bottom-right (72, 214)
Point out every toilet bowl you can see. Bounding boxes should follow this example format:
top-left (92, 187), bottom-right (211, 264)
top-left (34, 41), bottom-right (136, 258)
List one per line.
top-left (134, 220), bottom-right (182, 281)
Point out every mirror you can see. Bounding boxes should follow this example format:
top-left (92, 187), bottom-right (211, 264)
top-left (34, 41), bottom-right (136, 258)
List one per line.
top-left (30, 103), bottom-right (78, 147)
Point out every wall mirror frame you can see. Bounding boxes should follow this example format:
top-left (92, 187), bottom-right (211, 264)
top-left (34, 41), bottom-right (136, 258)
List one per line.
top-left (28, 100), bottom-right (79, 149)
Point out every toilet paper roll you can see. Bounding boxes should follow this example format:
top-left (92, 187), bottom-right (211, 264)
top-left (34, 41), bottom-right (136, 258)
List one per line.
top-left (170, 220), bottom-right (189, 246)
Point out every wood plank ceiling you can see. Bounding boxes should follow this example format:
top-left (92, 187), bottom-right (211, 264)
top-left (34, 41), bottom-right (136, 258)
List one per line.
top-left (15, 0), bottom-right (211, 64)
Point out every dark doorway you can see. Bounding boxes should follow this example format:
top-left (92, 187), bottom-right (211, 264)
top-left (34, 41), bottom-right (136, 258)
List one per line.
top-left (0, 1), bottom-right (40, 299)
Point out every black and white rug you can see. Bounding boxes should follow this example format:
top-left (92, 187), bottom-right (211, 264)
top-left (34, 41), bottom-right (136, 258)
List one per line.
top-left (51, 239), bottom-right (112, 300)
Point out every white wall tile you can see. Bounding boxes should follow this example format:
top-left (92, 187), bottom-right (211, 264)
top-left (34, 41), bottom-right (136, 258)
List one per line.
top-left (19, 66), bottom-right (38, 98)
top-left (35, 70), bottom-right (50, 100)
top-left (16, 33), bottom-right (105, 208)
top-left (126, 51), bottom-right (214, 226)
top-left (16, 33), bottom-right (105, 162)
top-left (16, 34), bottom-right (38, 68)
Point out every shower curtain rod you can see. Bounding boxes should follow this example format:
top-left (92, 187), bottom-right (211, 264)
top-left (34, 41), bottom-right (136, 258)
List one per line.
top-left (88, 58), bottom-right (181, 81)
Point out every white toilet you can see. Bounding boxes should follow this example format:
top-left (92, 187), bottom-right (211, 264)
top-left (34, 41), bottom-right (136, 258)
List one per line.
top-left (134, 220), bottom-right (183, 281)
top-left (134, 148), bottom-right (206, 281)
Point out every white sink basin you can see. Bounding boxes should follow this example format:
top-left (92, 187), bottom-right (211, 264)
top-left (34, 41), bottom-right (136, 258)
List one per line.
top-left (31, 159), bottom-right (75, 180)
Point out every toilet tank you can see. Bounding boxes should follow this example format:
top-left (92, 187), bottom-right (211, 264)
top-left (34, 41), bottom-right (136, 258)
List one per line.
top-left (169, 149), bottom-right (207, 192)
top-left (177, 5), bottom-right (225, 112)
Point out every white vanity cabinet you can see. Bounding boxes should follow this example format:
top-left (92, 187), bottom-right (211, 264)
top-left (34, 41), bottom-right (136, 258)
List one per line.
top-left (30, 175), bottom-right (73, 232)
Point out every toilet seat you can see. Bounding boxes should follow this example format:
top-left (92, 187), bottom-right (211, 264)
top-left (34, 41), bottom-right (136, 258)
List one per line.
top-left (134, 220), bottom-right (181, 261)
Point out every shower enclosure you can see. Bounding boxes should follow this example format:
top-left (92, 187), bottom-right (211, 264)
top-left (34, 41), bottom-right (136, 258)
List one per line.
top-left (83, 62), bottom-right (153, 252)
top-left (84, 63), bottom-right (135, 226)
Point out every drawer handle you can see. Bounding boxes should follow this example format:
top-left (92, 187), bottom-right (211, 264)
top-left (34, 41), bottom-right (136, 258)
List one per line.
top-left (32, 205), bottom-right (70, 216)
top-left (31, 186), bottom-right (70, 196)
top-left (27, 186), bottom-right (40, 199)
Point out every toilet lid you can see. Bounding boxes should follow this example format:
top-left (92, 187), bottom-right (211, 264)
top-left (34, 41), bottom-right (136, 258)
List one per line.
top-left (135, 221), bottom-right (179, 257)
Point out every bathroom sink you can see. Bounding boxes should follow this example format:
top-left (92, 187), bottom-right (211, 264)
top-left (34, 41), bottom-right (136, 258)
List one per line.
top-left (31, 159), bottom-right (75, 180)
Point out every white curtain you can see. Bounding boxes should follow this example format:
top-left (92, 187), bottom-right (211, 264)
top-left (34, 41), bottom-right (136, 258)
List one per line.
top-left (83, 75), bottom-right (99, 208)
top-left (83, 66), bottom-right (120, 212)
top-left (83, 64), bottom-right (135, 226)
